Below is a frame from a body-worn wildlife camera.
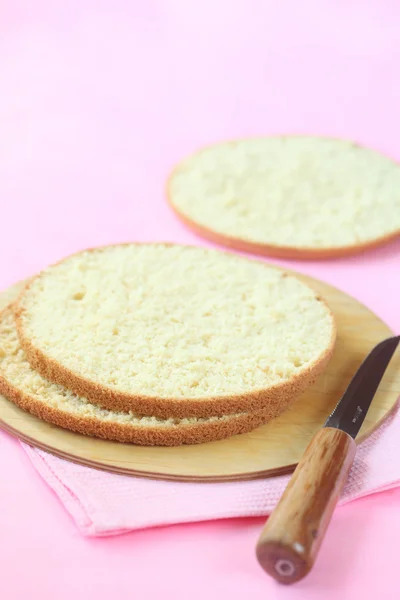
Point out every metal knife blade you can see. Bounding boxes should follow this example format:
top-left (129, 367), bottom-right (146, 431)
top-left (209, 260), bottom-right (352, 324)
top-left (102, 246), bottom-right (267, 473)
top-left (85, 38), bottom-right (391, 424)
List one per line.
top-left (324, 335), bottom-right (400, 438)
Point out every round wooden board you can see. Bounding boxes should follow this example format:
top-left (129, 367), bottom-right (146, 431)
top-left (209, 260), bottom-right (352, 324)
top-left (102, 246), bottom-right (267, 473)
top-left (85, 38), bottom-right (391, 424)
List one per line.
top-left (0, 276), bottom-right (399, 482)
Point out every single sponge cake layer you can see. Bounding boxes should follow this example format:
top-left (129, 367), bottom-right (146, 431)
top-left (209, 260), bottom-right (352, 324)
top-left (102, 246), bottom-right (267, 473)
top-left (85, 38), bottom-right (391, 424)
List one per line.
top-left (15, 243), bottom-right (336, 418)
top-left (0, 308), bottom-right (278, 446)
top-left (168, 137), bottom-right (400, 258)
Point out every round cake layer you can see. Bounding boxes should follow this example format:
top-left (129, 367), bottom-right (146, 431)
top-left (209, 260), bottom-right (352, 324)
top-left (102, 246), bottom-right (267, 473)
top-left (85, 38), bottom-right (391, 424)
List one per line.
top-left (168, 137), bottom-right (400, 258)
top-left (15, 243), bottom-right (336, 417)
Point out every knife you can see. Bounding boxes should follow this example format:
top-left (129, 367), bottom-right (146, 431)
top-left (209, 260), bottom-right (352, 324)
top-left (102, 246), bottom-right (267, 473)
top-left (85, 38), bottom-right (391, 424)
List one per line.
top-left (256, 335), bottom-right (400, 584)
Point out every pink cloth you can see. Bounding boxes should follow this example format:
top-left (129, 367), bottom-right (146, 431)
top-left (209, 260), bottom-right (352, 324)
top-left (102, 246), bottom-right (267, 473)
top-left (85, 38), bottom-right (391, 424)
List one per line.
top-left (21, 408), bottom-right (400, 536)
top-left (1, 1), bottom-right (400, 597)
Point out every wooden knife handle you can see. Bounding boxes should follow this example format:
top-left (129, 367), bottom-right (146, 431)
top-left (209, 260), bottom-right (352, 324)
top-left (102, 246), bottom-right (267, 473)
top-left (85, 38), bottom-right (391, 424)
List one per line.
top-left (256, 427), bottom-right (357, 584)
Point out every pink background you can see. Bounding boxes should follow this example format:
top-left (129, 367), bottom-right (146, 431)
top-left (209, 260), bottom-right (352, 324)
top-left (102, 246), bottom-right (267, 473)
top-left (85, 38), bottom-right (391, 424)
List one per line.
top-left (0, 1), bottom-right (399, 598)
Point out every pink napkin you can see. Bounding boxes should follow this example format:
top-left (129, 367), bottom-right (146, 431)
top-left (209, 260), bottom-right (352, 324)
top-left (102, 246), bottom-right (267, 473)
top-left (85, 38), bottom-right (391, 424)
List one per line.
top-left (21, 405), bottom-right (400, 537)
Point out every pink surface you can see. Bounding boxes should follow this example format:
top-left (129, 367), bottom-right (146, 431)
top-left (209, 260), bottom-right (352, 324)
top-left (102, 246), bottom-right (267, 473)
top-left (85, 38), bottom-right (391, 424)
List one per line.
top-left (0, 1), bottom-right (400, 598)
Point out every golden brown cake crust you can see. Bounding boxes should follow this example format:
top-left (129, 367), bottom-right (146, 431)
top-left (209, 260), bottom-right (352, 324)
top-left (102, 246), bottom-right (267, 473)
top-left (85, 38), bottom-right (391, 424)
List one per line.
top-left (14, 243), bottom-right (336, 419)
top-left (0, 374), bottom-right (281, 446)
top-left (0, 336), bottom-right (293, 447)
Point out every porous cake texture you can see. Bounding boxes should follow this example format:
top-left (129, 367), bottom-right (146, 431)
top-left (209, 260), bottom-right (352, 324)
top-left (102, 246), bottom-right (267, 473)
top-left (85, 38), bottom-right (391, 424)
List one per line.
top-left (168, 137), bottom-right (400, 258)
top-left (15, 243), bottom-right (336, 418)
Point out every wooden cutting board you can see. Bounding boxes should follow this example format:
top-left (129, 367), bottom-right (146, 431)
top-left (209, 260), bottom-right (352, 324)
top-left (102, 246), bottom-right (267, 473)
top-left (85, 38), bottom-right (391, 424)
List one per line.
top-left (0, 275), bottom-right (399, 482)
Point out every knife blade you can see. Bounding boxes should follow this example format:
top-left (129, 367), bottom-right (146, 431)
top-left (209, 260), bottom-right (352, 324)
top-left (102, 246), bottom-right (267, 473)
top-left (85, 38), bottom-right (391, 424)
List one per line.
top-left (256, 335), bottom-right (400, 584)
top-left (324, 335), bottom-right (400, 437)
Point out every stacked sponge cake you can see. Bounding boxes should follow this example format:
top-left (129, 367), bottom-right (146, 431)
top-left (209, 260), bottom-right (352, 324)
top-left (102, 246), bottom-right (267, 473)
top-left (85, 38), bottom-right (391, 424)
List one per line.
top-left (0, 244), bottom-right (336, 445)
